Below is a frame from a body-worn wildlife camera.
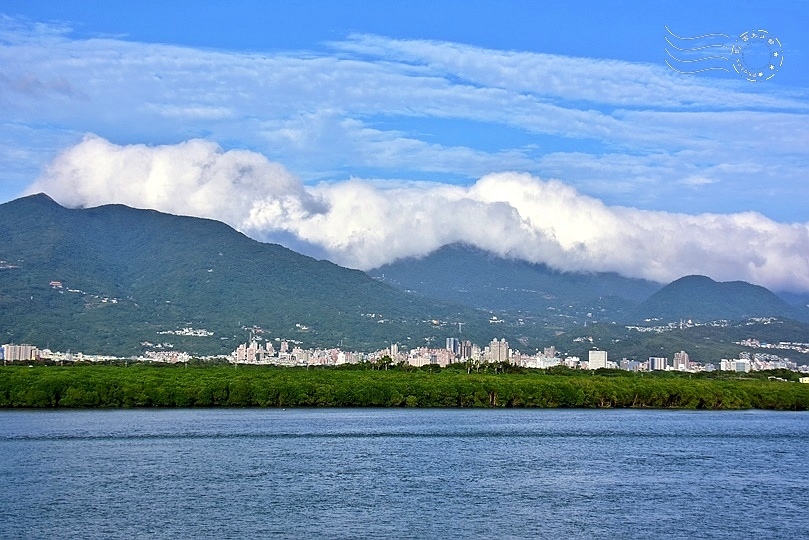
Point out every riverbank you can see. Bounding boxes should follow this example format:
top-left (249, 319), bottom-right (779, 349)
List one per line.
top-left (2, 365), bottom-right (808, 409)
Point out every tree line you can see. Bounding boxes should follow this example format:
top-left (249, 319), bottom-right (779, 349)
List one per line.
top-left (1, 364), bottom-right (808, 410)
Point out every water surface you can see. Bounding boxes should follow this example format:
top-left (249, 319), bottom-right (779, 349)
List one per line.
top-left (1, 409), bottom-right (806, 539)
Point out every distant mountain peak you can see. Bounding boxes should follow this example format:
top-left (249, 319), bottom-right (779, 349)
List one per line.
top-left (636, 274), bottom-right (801, 322)
top-left (0, 194), bottom-right (481, 355)
top-left (14, 192), bottom-right (60, 206)
top-left (671, 274), bottom-right (715, 284)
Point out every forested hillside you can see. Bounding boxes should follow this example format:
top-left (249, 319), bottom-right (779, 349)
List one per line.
top-left (0, 194), bottom-right (493, 354)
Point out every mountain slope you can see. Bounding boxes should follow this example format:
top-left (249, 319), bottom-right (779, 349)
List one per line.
top-left (0, 194), bottom-right (492, 355)
top-left (4, 195), bottom-right (806, 359)
top-left (369, 243), bottom-right (663, 321)
top-left (635, 275), bottom-right (805, 322)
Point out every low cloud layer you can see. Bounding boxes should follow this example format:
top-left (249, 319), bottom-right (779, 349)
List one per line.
top-left (28, 136), bottom-right (809, 293)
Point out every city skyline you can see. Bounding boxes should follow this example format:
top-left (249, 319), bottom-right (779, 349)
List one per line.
top-left (1, 1), bottom-right (808, 292)
top-left (5, 332), bottom-right (807, 375)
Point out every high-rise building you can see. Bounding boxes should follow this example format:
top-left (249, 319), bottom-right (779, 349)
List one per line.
top-left (720, 358), bottom-right (751, 372)
top-left (649, 356), bottom-right (667, 371)
top-left (673, 351), bottom-right (689, 370)
top-left (292, 347), bottom-right (310, 365)
top-left (234, 340), bottom-right (275, 364)
top-left (489, 338), bottom-right (509, 363)
top-left (2, 344), bottom-right (37, 362)
top-left (588, 350), bottom-right (607, 370)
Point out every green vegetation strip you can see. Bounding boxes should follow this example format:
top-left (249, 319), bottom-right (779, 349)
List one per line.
top-left (1, 365), bottom-right (808, 410)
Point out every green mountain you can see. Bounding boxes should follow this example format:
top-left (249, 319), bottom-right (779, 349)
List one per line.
top-left (635, 275), bottom-right (807, 322)
top-left (3, 194), bottom-right (807, 362)
top-left (366, 245), bottom-right (809, 365)
top-left (0, 194), bottom-right (497, 355)
top-left (547, 317), bottom-right (809, 366)
top-left (369, 243), bottom-right (662, 322)
top-left (371, 245), bottom-right (809, 325)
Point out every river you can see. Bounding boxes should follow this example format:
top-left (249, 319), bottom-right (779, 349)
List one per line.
top-left (1, 408), bottom-right (807, 539)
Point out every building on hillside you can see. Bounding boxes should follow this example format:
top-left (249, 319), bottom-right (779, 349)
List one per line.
top-left (588, 350), bottom-right (607, 370)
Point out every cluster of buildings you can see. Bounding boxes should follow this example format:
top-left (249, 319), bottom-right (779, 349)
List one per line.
top-left (231, 338), bottom-right (560, 369)
top-left (3, 337), bottom-right (809, 377)
top-left (1, 344), bottom-right (41, 363)
top-left (735, 338), bottom-right (809, 356)
top-left (718, 352), bottom-right (797, 373)
top-left (226, 337), bottom-right (809, 375)
top-left (233, 339), bottom-right (362, 367)
top-left (0, 343), bottom-right (186, 365)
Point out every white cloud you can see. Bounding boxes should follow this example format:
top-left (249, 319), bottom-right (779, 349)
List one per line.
top-left (2, 17), bottom-right (808, 221)
top-left (27, 135), bottom-right (323, 227)
top-left (260, 110), bottom-right (538, 178)
top-left (332, 34), bottom-right (809, 110)
top-left (27, 136), bottom-right (809, 293)
top-left (681, 176), bottom-right (717, 186)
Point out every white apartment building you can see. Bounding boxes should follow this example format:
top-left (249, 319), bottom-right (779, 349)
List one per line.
top-left (2, 344), bottom-right (38, 362)
top-left (588, 350), bottom-right (607, 370)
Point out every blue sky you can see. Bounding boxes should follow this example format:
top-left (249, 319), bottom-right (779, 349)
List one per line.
top-left (2, 1), bottom-right (809, 291)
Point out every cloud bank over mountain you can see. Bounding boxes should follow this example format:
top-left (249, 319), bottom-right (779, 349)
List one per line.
top-left (28, 135), bottom-right (809, 293)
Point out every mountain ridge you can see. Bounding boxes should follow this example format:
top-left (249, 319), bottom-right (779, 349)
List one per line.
top-left (370, 243), bottom-right (809, 324)
top-left (370, 243), bottom-right (661, 322)
top-left (3, 193), bottom-right (808, 361)
top-left (0, 194), bottom-right (493, 355)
